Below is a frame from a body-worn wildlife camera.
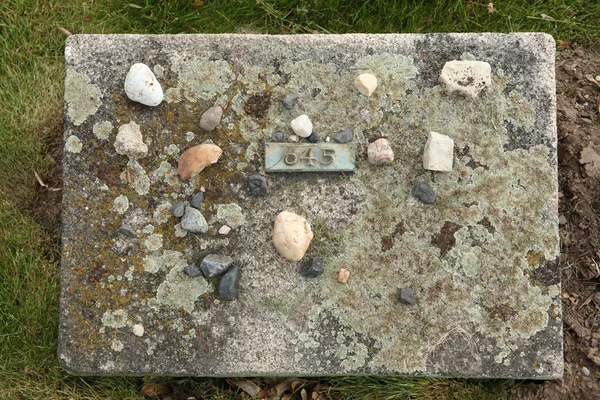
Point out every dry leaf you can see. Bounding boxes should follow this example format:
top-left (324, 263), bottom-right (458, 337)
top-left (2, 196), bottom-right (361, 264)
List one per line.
top-left (274, 378), bottom-right (300, 397)
top-left (557, 40), bottom-right (569, 48)
top-left (227, 379), bottom-right (262, 397)
top-left (56, 26), bottom-right (72, 36)
top-left (541, 13), bottom-right (554, 20)
top-left (487, 3), bottom-right (494, 14)
top-left (301, 388), bottom-right (308, 400)
top-left (140, 383), bottom-right (172, 398)
top-left (193, 0), bottom-right (203, 5)
top-left (291, 380), bottom-right (303, 391)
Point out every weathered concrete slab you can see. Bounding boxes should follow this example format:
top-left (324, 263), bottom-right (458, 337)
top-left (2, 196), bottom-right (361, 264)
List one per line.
top-left (59, 33), bottom-right (561, 378)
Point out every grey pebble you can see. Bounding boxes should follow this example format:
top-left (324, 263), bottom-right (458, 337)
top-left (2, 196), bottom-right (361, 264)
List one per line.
top-left (199, 106), bottom-right (223, 131)
top-left (399, 288), bottom-right (416, 305)
top-left (272, 131), bottom-right (284, 142)
top-left (306, 131), bottom-right (319, 143)
top-left (200, 254), bottom-right (234, 277)
top-left (184, 264), bottom-right (202, 277)
top-left (219, 265), bottom-right (240, 301)
top-left (170, 201), bottom-right (186, 218)
top-left (300, 258), bottom-right (324, 278)
top-left (248, 174), bottom-right (268, 196)
top-left (117, 224), bottom-right (137, 238)
top-left (190, 192), bottom-right (204, 209)
top-left (334, 129), bottom-right (353, 143)
top-left (413, 183), bottom-right (435, 204)
top-left (180, 206), bottom-right (208, 234)
top-left (282, 94), bottom-right (299, 110)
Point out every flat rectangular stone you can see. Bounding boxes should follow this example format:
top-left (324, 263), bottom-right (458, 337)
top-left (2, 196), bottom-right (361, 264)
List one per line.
top-left (59, 33), bottom-right (561, 378)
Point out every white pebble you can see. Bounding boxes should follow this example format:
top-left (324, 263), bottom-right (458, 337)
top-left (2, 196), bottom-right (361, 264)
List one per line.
top-left (354, 73), bottom-right (378, 97)
top-left (133, 324), bottom-right (144, 337)
top-left (582, 366), bottom-right (590, 376)
top-left (290, 114), bottom-right (313, 138)
top-left (218, 225), bottom-right (232, 235)
top-left (423, 132), bottom-right (454, 172)
top-left (124, 63), bottom-right (163, 106)
top-left (288, 135), bottom-right (299, 143)
top-left (439, 60), bottom-right (491, 98)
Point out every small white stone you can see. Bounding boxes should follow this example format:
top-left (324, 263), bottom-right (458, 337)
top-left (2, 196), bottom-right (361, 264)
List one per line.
top-left (124, 63), bottom-right (163, 106)
top-left (354, 73), bottom-right (378, 97)
top-left (290, 114), bottom-right (313, 138)
top-left (219, 225), bottom-right (232, 235)
top-left (423, 132), bottom-right (454, 172)
top-left (582, 366), bottom-right (590, 376)
top-left (439, 60), bottom-right (491, 98)
top-left (133, 324), bottom-right (144, 337)
top-left (289, 135), bottom-right (299, 143)
top-left (114, 121), bottom-right (148, 160)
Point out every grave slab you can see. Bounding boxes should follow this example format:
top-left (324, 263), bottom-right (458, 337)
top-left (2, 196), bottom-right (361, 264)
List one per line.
top-left (59, 33), bottom-right (561, 378)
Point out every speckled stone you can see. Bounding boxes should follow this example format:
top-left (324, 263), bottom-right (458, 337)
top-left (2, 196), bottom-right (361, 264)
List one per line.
top-left (219, 265), bottom-right (240, 301)
top-left (271, 131), bottom-right (284, 142)
top-left (180, 206), bottom-right (208, 234)
top-left (199, 106), bottom-right (223, 131)
top-left (184, 264), bottom-right (202, 277)
top-left (61, 33), bottom-right (560, 379)
top-left (399, 288), bottom-right (416, 305)
top-left (170, 202), bottom-right (186, 218)
top-left (334, 129), bottom-right (353, 143)
top-left (282, 94), bottom-right (299, 110)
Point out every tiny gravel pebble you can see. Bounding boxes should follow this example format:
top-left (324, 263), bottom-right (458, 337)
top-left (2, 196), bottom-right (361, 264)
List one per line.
top-left (399, 288), bottom-right (416, 305)
top-left (305, 131), bottom-right (319, 143)
top-left (272, 131), bottom-right (284, 142)
top-left (170, 202), bottom-right (186, 218)
top-left (248, 174), bottom-right (268, 196)
top-left (218, 225), bottom-right (232, 235)
top-left (200, 254), bottom-right (234, 277)
top-left (289, 135), bottom-right (299, 143)
top-left (184, 264), bottom-right (202, 277)
top-left (300, 258), bottom-right (324, 278)
top-left (334, 129), bottom-right (353, 143)
top-left (132, 324), bottom-right (144, 337)
top-left (338, 268), bottom-right (350, 283)
top-left (282, 94), bottom-right (299, 110)
top-left (190, 192), bottom-right (205, 209)
top-left (199, 106), bottom-right (223, 131)
top-left (219, 265), bottom-right (240, 301)
top-left (117, 224), bottom-right (137, 238)
top-left (413, 183), bottom-right (436, 204)
top-left (582, 366), bottom-right (591, 376)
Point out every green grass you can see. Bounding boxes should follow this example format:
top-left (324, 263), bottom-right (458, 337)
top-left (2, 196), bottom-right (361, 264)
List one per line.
top-left (1, 0), bottom-right (599, 398)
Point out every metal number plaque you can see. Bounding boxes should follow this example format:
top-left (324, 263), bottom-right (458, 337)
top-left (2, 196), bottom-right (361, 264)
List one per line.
top-left (265, 143), bottom-right (356, 172)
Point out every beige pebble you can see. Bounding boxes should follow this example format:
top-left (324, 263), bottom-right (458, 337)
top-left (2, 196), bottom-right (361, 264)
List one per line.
top-left (354, 73), bottom-right (378, 97)
top-left (338, 268), bottom-right (350, 283)
top-left (218, 225), bottom-right (231, 235)
top-left (177, 144), bottom-right (223, 179)
top-left (423, 132), bottom-right (454, 172)
top-left (272, 211), bottom-right (313, 261)
top-left (132, 324), bottom-right (144, 337)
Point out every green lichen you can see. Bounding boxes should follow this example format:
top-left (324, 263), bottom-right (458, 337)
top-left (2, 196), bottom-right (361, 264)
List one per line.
top-left (153, 202), bottom-right (172, 225)
top-left (169, 57), bottom-right (235, 102)
top-left (65, 135), bottom-right (83, 153)
top-left (143, 250), bottom-right (185, 274)
top-left (144, 234), bottom-right (163, 251)
top-left (112, 195), bottom-right (129, 214)
top-left (93, 121), bottom-right (113, 140)
top-left (216, 203), bottom-right (246, 228)
top-left (101, 309), bottom-right (128, 328)
top-left (65, 71), bottom-right (102, 126)
top-left (155, 265), bottom-right (212, 312)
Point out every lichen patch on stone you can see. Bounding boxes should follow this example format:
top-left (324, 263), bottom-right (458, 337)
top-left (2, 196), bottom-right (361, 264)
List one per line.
top-left (64, 71), bottom-right (102, 126)
top-left (65, 135), bottom-right (83, 153)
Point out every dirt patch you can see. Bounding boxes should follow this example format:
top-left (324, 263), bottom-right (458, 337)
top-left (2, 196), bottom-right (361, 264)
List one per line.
top-left (30, 118), bottom-right (63, 237)
top-left (514, 44), bottom-right (600, 399)
top-left (431, 221), bottom-right (461, 254)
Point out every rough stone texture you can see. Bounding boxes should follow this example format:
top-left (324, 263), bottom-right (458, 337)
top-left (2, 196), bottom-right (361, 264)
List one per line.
top-left (219, 265), bottom-right (241, 301)
top-left (60, 33), bottom-right (560, 379)
top-left (368, 138), bottom-right (394, 164)
top-left (413, 183), bottom-right (436, 204)
top-left (180, 206), bottom-right (208, 234)
top-left (199, 254), bottom-right (234, 277)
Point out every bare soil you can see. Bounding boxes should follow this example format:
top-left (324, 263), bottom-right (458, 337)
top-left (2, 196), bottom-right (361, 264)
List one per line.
top-left (514, 44), bottom-right (600, 400)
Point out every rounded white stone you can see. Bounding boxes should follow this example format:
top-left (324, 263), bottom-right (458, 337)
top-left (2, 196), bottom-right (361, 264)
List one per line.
top-left (290, 114), bottom-right (313, 138)
top-left (272, 211), bottom-right (313, 261)
top-left (133, 324), bottom-right (144, 337)
top-left (354, 73), bottom-right (378, 97)
top-left (439, 60), bottom-right (491, 98)
top-left (124, 63), bottom-right (163, 106)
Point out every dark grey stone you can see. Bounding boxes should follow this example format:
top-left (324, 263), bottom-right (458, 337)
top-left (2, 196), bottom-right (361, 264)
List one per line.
top-left (190, 192), bottom-right (205, 209)
top-left (219, 265), bottom-right (240, 301)
top-left (305, 132), bottom-right (319, 143)
top-left (117, 224), bottom-right (137, 238)
top-left (184, 264), bottom-right (202, 277)
top-left (200, 254), bottom-right (234, 277)
top-left (170, 201), bottom-right (186, 218)
top-left (334, 129), bottom-right (353, 143)
top-left (399, 288), bottom-right (416, 305)
top-left (282, 94), bottom-right (299, 110)
top-left (248, 174), bottom-right (268, 196)
top-left (300, 258), bottom-right (324, 278)
top-left (272, 131), bottom-right (284, 142)
top-left (413, 183), bottom-right (435, 204)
